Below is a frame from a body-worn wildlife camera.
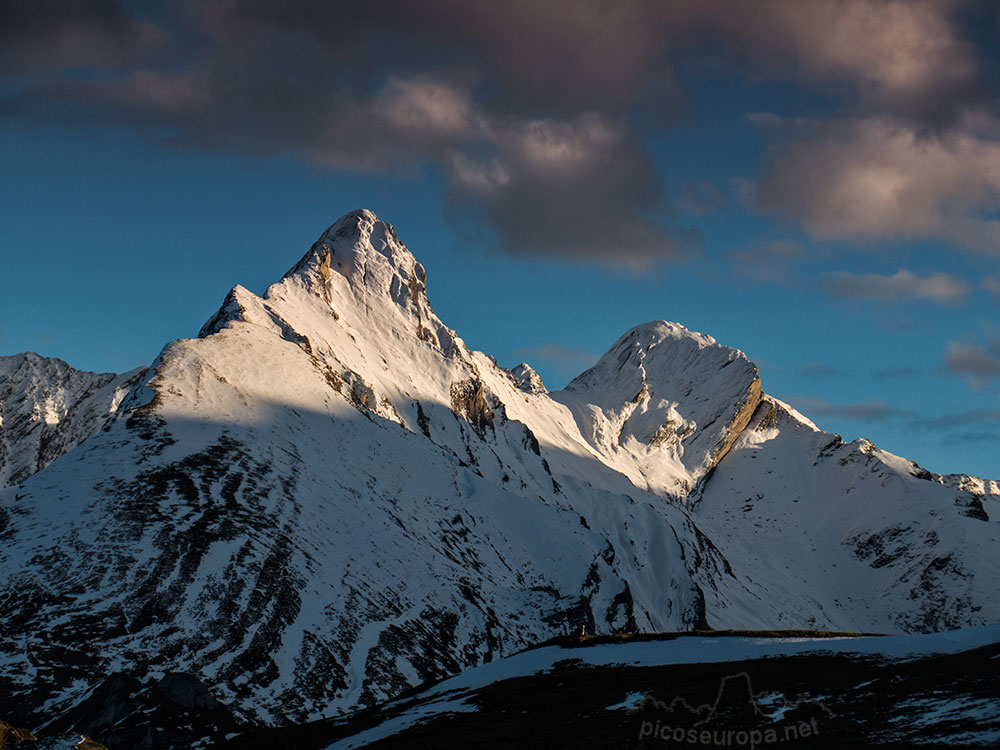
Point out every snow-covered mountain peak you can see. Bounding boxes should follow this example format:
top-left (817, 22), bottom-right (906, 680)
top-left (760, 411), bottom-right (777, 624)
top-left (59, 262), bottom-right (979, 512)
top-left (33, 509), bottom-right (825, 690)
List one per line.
top-left (284, 208), bottom-right (428, 307)
top-left (195, 207), bottom-right (462, 369)
top-left (565, 319), bottom-right (756, 404)
top-left (552, 320), bottom-right (762, 490)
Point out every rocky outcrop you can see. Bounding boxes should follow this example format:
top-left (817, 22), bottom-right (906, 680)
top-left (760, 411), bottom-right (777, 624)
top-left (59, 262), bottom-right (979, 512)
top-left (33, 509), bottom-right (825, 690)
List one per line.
top-left (707, 375), bottom-right (763, 466)
top-left (14, 673), bottom-right (244, 750)
top-left (449, 378), bottom-right (495, 432)
top-left (0, 720), bottom-right (106, 750)
top-left (0, 720), bottom-right (36, 749)
top-left (508, 364), bottom-right (546, 394)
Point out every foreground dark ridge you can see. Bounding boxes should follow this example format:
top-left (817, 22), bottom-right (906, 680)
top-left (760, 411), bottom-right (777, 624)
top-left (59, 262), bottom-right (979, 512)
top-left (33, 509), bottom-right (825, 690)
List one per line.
top-left (6, 629), bottom-right (996, 749)
top-left (522, 629), bottom-right (888, 651)
top-left (220, 627), bottom-right (1000, 749)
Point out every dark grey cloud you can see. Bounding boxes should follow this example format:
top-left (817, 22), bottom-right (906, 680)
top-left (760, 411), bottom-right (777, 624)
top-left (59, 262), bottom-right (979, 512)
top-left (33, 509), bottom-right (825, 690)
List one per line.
top-left (941, 430), bottom-right (1000, 445)
top-left (444, 114), bottom-right (688, 262)
top-left (0, 0), bottom-right (164, 72)
top-left (921, 408), bottom-right (1000, 431)
top-left (2, 0), bottom-right (995, 261)
top-left (752, 374), bottom-right (998, 453)
top-left (873, 365), bottom-right (923, 379)
top-left (187, 0), bottom-right (685, 118)
top-left (941, 429), bottom-right (1000, 446)
top-left (819, 269), bottom-right (970, 303)
top-left (3, 2), bottom-right (686, 262)
top-left (800, 362), bottom-right (841, 378)
top-left (787, 395), bottom-right (911, 423)
top-left (915, 408), bottom-right (1000, 448)
top-left (944, 341), bottom-right (1000, 388)
top-left (513, 343), bottom-right (599, 381)
top-left (193, 0), bottom-right (985, 124)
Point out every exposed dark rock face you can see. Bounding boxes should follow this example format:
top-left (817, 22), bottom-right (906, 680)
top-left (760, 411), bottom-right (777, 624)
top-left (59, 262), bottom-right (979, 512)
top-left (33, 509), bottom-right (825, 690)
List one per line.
top-left (0, 719), bottom-right (37, 748)
top-left (0, 718), bottom-right (107, 749)
top-left (449, 379), bottom-right (495, 433)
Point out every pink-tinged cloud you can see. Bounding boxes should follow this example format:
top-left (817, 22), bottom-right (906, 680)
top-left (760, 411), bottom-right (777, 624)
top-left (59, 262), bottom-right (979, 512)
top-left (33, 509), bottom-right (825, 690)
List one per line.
top-left (702, 0), bottom-right (977, 122)
top-left (758, 119), bottom-right (1000, 254)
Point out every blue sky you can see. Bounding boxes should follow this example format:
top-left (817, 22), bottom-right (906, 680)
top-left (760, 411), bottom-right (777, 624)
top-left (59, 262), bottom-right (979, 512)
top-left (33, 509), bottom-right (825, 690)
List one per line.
top-left (1, 0), bottom-right (998, 478)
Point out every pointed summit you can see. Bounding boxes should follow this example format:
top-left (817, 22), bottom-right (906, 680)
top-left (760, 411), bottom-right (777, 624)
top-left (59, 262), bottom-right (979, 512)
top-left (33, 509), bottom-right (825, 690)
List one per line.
top-left (284, 208), bottom-right (428, 307)
top-left (509, 363), bottom-right (546, 394)
top-left (199, 209), bottom-right (462, 356)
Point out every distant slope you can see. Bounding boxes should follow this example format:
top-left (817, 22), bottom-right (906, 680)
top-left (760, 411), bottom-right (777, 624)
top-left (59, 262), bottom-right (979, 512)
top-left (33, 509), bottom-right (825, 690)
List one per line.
top-left (694, 396), bottom-right (1000, 633)
top-left (0, 352), bottom-right (144, 487)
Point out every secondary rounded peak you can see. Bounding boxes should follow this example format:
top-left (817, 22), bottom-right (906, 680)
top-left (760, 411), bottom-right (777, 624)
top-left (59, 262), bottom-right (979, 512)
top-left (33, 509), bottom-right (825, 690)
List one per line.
top-left (567, 320), bottom-right (755, 393)
top-left (619, 320), bottom-right (718, 348)
top-left (557, 319), bottom-right (764, 481)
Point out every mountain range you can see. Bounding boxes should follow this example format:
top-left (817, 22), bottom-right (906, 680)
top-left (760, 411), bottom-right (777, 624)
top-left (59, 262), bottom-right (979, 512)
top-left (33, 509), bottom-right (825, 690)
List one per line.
top-left (1, 209), bottom-right (997, 746)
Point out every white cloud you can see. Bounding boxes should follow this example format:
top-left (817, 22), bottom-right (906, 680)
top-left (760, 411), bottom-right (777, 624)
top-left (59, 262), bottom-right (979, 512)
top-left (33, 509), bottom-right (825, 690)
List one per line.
top-left (374, 76), bottom-right (479, 137)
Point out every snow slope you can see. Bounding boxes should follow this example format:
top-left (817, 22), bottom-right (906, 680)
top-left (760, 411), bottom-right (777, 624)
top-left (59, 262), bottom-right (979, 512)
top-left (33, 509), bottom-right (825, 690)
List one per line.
top-left (694, 396), bottom-right (1000, 633)
top-left (0, 209), bottom-right (997, 733)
